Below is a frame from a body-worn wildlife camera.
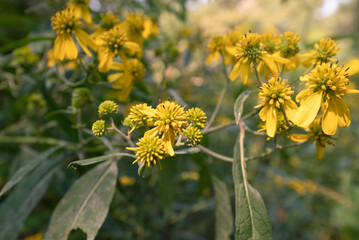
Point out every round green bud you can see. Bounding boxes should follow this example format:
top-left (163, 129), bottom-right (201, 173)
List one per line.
top-left (92, 120), bottom-right (106, 136)
top-left (98, 100), bottom-right (119, 117)
top-left (184, 126), bottom-right (203, 146)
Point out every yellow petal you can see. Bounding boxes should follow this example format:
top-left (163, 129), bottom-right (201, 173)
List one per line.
top-left (108, 73), bottom-right (123, 83)
top-left (98, 50), bottom-right (113, 72)
top-left (345, 89), bottom-right (359, 94)
top-left (63, 35), bottom-right (78, 60)
top-left (315, 142), bottom-right (325, 160)
top-left (294, 91), bottom-right (322, 127)
top-left (343, 58), bottom-right (359, 76)
top-left (258, 105), bottom-right (268, 121)
top-left (239, 63), bottom-right (250, 84)
top-left (162, 131), bottom-right (175, 156)
top-left (283, 100), bottom-right (298, 122)
top-left (229, 62), bottom-right (241, 81)
top-left (335, 97), bottom-right (351, 128)
top-left (117, 84), bottom-right (133, 102)
top-left (53, 36), bottom-right (65, 61)
top-left (144, 126), bottom-right (159, 138)
top-left (124, 42), bottom-right (141, 55)
top-left (322, 101), bottom-right (338, 135)
top-left (262, 54), bottom-right (278, 76)
top-left (266, 105), bottom-right (277, 137)
top-left (110, 62), bottom-right (124, 71)
top-left (289, 134), bottom-right (311, 143)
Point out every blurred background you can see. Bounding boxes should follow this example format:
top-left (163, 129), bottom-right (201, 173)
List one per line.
top-left (0, 0), bottom-right (359, 239)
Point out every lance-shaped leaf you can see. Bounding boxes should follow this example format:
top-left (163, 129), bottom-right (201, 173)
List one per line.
top-left (68, 152), bottom-right (135, 170)
top-left (0, 155), bottom-right (63, 240)
top-left (212, 175), bottom-right (233, 240)
top-left (0, 146), bottom-right (62, 197)
top-left (43, 160), bottom-right (118, 240)
top-left (232, 124), bottom-right (272, 240)
top-left (234, 90), bottom-right (253, 124)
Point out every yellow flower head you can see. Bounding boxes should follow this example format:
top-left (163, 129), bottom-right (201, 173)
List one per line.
top-left (261, 32), bottom-right (280, 54)
top-left (98, 100), bottom-right (119, 117)
top-left (187, 107), bottom-right (207, 129)
top-left (279, 32), bottom-right (301, 58)
top-left (127, 135), bottom-right (166, 168)
top-left (92, 120), bottom-right (105, 136)
top-left (258, 112), bottom-right (289, 139)
top-left (67, 0), bottom-right (92, 25)
top-left (226, 29), bottom-right (242, 47)
top-left (184, 126), bottom-right (203, 146)
top-left (302, 38), bottom-right (339, 67)
top-left (229, 32), bottom-right (289, 84)
top-left (98, 26), bottom-right (140, 72)
top-left (127, 103), bottom-right (156, 131)
top-left (255, 77), bottom-right (298, 137)
top-left (124, 13), bottom-right (145, 42)
top-left (290, 119), bottom-right (334, 160)
top-left (51, 7), bottom-right (96, 61)
top-left (206, 35), bottom-right (235, 65)
top-left (142, 17), bottom-right (159, 39)
top-left (100, 12), bottom-right (120, 30)
top-left (144, 100), bottom-right (188, 156)
top-left (127, 58), bottom-right (146, 82)
top-left (294, 63), bottom-right (359, 135)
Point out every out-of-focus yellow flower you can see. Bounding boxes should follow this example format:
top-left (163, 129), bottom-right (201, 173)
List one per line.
top-left (119, 176), bottom-right (135, 186)
top-left (12, 46), bottom-right (39, 66)
top-left (261, 32), bottom-right (280, 54)
top-left (127, 135), bottom-right (166, 168)
top-left (142, 17), bottom-right (158, 39)
top-left (123, 13), bottom-right (145, 46)
top-left (302, 38), bottom-right (339, 68)
top-left (144, 100), bottom-right (188, 156)
top-left (23, 232), bottom-right (43, 240)
top-left (92, 12), bottom-right (120, 43)
top-left (206, 35), bottom-right (235, 66)
top-left (294, 63), bottom-right (359, 135)
top-left (229, 32), bottom-right (289, 84)
top-left (46, 49), bottom-right (78, 69)
top-left (279, 32), bottom-right (301, 72)
top-left (290, 119), bottom-right (334, 160)
top-left (108, 58), bottom-right (145, 102)
top-left (51, 7), bottom-right (97, 61)
top-left (255, 77), bottom-right (297, 137)
top-left (67, 0), bottom-right (92, 25)
top-left (343, 58), bottom-right (359, 76)
top-left (97, 26), bottom-right (140, 72)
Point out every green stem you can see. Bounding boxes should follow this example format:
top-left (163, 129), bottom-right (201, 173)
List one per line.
top-left (76, 110), bottom-right (85, 160)
top-left (110, 118), bottom-right (135, 148)
top-left (197, 145), bottom-right (233, 162)
top-left (253, 62), bottom-right (262, 85)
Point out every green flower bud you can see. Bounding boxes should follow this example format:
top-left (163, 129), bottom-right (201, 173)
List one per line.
top-left (187, 107), bottom-right (207, 129)
top-left (98, 100), bottom-right (119, 117)
top-left (72, 88), bottom-right (93, 109)
top-left (184, 126), bottom-right (203, 146)
top-left (92, 120), bottom-right (106, 136)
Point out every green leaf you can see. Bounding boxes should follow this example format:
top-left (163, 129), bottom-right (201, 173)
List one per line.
top-left (0, 155), bottom-right (63, 240)
top-left (0, 37), bottom-right (54, 53)
top-left (232, 127), bottom-right (272, 240)
top-left (68, 152), bottom-right (136, 170)
top-left (234, 90), bottom-right (253, 124)
top-left (212, 175), bottom-right (233, 240)
top-left (43, 161), bottom-right (118, 240)
top-left (0, 146), bottom-right (62, 197)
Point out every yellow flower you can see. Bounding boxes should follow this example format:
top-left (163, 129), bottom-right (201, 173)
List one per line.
top-left (187, 107), bottom-right (207, 129)
top-left (294, 63), bottom-right (359, 135)
top-left (145, 100), bottom-right (188, 156)
top-left (92, 12), bottom-right (120, 43)
top-left (289, 119), bottom-right (334, 160)
top-left (258, 112), bottom-right (289, 139)
top-left (261, 32), bottom-right (280, 54)
top-left (67, 0), bottom-right (93, 25)
top-left (108, 58), bottom-right (145, 102)
top-left (124, 13), bottom-right (145, 45)
top-left (97, 26), bottom-right (140, 72)
top-left (126, 103), bottom-right (156, 132)
top-left (127, 135), bottom-right (166, 168)
top-left (206, 35), bottom-right (236, 65)
top-left (229, 32), bottom-right (289, 84)
top-left (255, 77), bottom-right (298, 137)
top-left (184, 126), bottom-right (203, 146)
top-left (279, 32), bottom-right (301, 72)
top-left (92, 120), bottom-right (106, 136)
top-left (98, 100), bottom-right (119, 117)
top-left (51, 7), bottom-right (97, 61)
top-left (302, 38), bottom-right (339, 68)
top-left (142, 17), bottom-right (159, 39)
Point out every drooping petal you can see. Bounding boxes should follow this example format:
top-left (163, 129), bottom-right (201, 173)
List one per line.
top-left (335, 96), bottom-right (351, 128)
top-left (229, 62), bottom-right (241, 81)
top-left (322, 100), bottom-right (338, 135)
top-left (266, 105), bottom-right (277, 137)
top-left (294, 91), bottom-right (322, 127)
top-left (258, 105), bottom-right (269, 121)
top-left (75, 29), bottom-right (98, 56)
top-left (53, 36), bottom-right (65, 61)
top-left (108, 73), bottom-right (123, 83)
top-left (289, 134), bottom-right (311, 143)
top-left (239, 63), bottom-right (251, 84)
top-left (345, 89), bottom-right (359, 94)
top-left (63, 35), bottom-right (78, 60)
top-left (144, 126), bottom-right (159, 138)
top-left (162, 131), bottom-right (175, 156)
top-left (262, 54), bottom-right (278, 76)
top-left (283, 100), bottom-right (298, 122)
top-left (98, 50), bottom-right (113, 72)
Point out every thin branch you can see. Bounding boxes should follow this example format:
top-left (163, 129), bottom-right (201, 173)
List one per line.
top-left (197, 145), bottom-right (233, 162)
top-left (109, 118), bottom-right (135, 148)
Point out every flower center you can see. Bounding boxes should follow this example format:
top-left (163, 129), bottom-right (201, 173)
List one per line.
top-left (51, 8), bottom-right (80, 36)
top-left (103, 27), bottom-right (128, 55)
top-left (259, 77), bottom-right (294, 108)
top-left (236, 33), bottom-right (263, 62)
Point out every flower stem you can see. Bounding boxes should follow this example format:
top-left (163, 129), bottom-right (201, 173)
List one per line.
top-left (109, 118), bottom-right (135, 148)
top-left (76, 110), bottom-right (85, 160)
top-left (197, 145), bottom-right (233, 162)
top-left (253, 62), bottom-right (262, 85)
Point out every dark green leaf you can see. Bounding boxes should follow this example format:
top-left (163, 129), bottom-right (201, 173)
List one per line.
top-left (232, 129), bottom-right (272, 240)
top-left (0, 146), bottom-right (62, 197)
top-left (212, 175), bottom-right (233, 240)
top-left (234, 90), bottom-right (253, 124)
top-left (43, 161), bottom-right (118, 240)
top-left (0, 155), bottom-right (63, 240)
top-left (68, 152), bottom-right (135, 170)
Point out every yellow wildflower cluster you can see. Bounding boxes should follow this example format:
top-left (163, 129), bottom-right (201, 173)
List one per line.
top-left (126, 100), bottom-right (207, 168)
top-left (49, 4), bottom-right (158, 102)
top-left (206, 27), bottom-right (358, 159)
